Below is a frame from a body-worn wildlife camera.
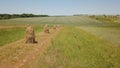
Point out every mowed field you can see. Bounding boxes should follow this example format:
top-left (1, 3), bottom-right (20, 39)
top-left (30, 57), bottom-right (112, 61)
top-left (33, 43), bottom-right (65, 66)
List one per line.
top-left (0, 16), bottom-right (120, 68)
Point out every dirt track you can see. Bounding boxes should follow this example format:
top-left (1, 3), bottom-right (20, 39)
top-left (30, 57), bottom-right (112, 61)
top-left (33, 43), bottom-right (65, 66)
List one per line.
top-left (0, 28), bottom-right (61, 68)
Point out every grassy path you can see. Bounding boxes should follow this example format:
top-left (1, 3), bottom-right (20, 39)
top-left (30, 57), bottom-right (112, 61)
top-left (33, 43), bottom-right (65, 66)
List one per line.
top-left (30, 27), bottom-right (120, 68)
top-left (0, 28), bottom-right (61, 68)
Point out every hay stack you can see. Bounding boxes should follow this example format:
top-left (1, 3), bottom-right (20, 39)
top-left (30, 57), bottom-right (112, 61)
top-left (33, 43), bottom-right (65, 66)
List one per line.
top-left (56, 24), bottom-right (61, 28)
top-left (53, 25), bottom-right (57, 30)
top-left (25, 25), bottom-right (37, 43)
top-left (44, 24), bottom-right (49, 33)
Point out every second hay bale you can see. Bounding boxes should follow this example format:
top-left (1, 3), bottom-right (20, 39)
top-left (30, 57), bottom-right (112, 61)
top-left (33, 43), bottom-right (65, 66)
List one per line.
top-left (44, 24), bottom-right (50, 33)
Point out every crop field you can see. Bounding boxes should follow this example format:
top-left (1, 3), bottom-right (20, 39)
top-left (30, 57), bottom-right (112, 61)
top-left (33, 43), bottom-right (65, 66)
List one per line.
top-left (0, 16), bottom-right (120, 68)
top-left (30, 27), bottom-right (120, 68)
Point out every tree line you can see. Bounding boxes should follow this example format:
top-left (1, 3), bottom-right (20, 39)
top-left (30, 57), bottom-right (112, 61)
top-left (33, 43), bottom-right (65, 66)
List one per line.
top-left (0, 13), bottom-right (49, 20)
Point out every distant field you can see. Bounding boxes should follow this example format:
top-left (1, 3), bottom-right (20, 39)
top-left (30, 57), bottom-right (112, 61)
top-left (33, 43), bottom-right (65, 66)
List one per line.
top-left (0, 16), bottom-right (120, 68)
top-left (0, 16), bottom-right (107, 26)
top-left (89, 15), bottom-right (120, 28)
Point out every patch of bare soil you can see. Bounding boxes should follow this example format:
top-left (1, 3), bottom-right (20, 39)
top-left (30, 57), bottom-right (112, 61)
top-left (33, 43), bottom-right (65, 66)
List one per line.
top-left (0, 28), bottom-right (61, 68)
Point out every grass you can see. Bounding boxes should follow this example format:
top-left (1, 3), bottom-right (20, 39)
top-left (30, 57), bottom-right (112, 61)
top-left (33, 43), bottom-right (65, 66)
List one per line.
top-left (89, 15), bottom-right (120, 28)
top-left (0, 17), bottom-right (57, 26)
top-left (0, 26), bottom-right (43, 46)
top-left (79, 26), bottom-right (120, 46)
top-left (0, 16), bottom-right (120, 67)
top-left (30, 27), bottom-right (120, 68)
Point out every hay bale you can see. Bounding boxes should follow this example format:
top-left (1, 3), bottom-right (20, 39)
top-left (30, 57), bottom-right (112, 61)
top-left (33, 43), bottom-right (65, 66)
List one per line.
top-left (56, 24), bottom-right (61, 28)
top-left (25, 25), bottom-right (37, 44)
top-left (44, 24), bottom-right (50, 33)
top-left (53, 25), bottom-right (57, 30)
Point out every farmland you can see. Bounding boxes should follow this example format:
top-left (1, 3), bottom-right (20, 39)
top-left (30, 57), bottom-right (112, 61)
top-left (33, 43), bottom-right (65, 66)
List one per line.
top-left (0, 16), bottom-right (120, 68)
top-left (30, 27), bottom-right (120, 68)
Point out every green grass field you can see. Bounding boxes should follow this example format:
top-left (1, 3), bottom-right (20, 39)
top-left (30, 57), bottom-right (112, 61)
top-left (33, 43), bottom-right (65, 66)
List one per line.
top-left (30, 27), bottom-right (120, 68)
top-left (0, 16), bottom-right (120, 68)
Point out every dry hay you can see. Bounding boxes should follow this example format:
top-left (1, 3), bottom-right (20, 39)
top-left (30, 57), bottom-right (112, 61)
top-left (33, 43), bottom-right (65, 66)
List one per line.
top-left (53, 24), bottom-right (61, 30)
top-left (44, 24), bottom-right (50, 33)
top-left (25, 25), bottom-right (37, 44)
top-left (53, 25), bottom-right (57, 30)
top-left (57, 24), bottom-right (62, 28)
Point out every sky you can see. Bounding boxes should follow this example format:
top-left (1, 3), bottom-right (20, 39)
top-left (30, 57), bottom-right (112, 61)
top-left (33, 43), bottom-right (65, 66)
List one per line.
top-left (0, 0), bottom-right (120, 15)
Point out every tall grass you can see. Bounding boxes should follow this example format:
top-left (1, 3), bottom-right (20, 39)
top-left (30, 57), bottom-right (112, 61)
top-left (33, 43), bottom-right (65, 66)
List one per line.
top-left (30, 27), bottom-right (120, 68)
